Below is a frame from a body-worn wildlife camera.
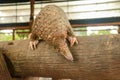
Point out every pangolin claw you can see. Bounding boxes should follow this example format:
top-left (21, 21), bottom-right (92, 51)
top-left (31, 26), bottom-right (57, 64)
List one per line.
top-left (29, 40), bottom-right (39, 50)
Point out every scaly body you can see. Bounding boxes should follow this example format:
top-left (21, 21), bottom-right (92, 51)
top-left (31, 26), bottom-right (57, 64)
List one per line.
top-left (29, 5), bottom-right (78, 61)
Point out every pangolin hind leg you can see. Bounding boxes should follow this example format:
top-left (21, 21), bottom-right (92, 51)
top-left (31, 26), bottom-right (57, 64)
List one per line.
top-left (67, 36), bottom-right (78, 47)
top-left (29, 33), bottom-right (39, 50)
top-left (67, 26), bottom-right (78, 47)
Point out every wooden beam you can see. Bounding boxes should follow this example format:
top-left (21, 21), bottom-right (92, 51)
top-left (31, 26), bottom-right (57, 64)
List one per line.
top-left (0, 21), bottom-right (119, 30)
top-left (0, 26), bottom-right (29, 30)
top-left (72, 22), bottom-right (120, 27)
top-left (0, 35), bottom-right (120, 80)
top-left (16, 32), bottom-right (30, 34)
top-left (70, 17), bottom-right (120, 26)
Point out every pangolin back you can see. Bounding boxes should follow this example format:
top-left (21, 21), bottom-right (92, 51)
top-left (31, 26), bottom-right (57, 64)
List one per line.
top-left (30, 5), bottom-right (78, 61)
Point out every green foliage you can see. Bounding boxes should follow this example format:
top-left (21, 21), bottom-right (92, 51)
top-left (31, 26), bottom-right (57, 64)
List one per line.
top-left (98, 30), bottom-right (111, 35)
top-left (15, 29), bottom-right (29, 40)
top-left (0, 29), bottom-right (29, 41)
top-left (73, 27), bottom-right (116, 36)
top-left (0, 34), bottom-right (12, 41)
top-left (89, 30), bottom-right (111, 36)
top-left (0, 27), bottom-right (117, 41)
top-left (73, 27), bottom-right (87, 36)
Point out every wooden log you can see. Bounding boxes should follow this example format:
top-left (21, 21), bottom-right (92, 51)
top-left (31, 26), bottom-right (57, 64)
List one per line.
top-left (22, 77), bottom-right (39, 80)
top-left (0, 52), bottom-right (12, 80)
top-left (12, 77), bottom-right (39, 80)
top-left (0, 35), bottom-right (120, 80)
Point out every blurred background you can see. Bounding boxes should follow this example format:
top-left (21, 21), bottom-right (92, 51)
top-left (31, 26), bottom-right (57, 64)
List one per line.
top-left (0, 0), bottom-right (120, 41)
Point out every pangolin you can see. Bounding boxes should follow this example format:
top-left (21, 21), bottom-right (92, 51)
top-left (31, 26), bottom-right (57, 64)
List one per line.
top-left (29, 5), bottom-right (78, 61)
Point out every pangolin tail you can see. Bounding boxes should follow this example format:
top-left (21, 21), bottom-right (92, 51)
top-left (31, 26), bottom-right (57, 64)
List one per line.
top-left (59, 43), bottom-right (74, 61)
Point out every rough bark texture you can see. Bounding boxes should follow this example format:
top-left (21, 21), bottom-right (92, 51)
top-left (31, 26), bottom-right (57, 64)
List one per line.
top-left (0, 35), bottom-right (120, 80)
top-left (0, 53), bottom-right (12, 80)
top-left (12, 77), bottom-right (39, 80)
top-left (0, 49), bottom-right (39, 80)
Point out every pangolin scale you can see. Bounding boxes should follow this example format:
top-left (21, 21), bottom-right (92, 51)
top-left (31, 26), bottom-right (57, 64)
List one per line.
top-left (29, 5), bottom-right (78, 61)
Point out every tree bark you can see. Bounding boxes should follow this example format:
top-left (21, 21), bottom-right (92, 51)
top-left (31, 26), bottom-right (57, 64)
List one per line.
top-left (0, 53), bottom-right (12, 80)
top-left (0, 35), bottom-right (120, 80)
top-left (12, 77), bottom-right (39, 80)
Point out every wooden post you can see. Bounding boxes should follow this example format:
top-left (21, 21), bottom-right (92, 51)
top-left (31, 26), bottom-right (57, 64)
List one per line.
top-left (118, 25), bottom-right (120, 34)
top-left (12, 29), bottom-right (15, 40)
top-left (0, 52), bottom-right (12, 80)
top-left (0, 35), bottom-right (120, 80)
top-left (29, 0), bottom-right (34, 32)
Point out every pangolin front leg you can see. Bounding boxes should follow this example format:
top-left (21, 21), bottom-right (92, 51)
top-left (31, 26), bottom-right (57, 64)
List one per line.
top-left (29, 33), bottom-right (39, 50)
